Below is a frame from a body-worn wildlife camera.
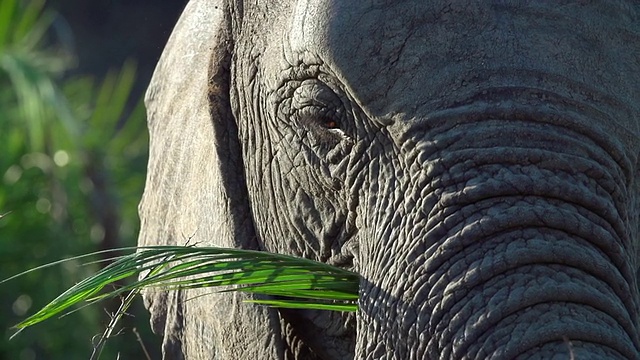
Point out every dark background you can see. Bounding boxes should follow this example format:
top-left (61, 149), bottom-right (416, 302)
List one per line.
top-left (51, 0), bottom-right (188, 99)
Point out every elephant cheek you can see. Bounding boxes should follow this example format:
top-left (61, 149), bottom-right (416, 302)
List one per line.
top-left (353, 121), bottom-right (640, 359)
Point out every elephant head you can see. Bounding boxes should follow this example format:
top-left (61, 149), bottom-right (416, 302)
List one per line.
top-left (138, 0), bottom-right (640, 358)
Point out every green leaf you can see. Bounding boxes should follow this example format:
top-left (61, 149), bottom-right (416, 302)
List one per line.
top-left (0, 0), bottom-right (18, 51)
top-left (7, 246), bottom-right (361, 334)
top-left (85, 60), bottom-right (138, 148)
top-left (12, 0), bottom-right (46, 45)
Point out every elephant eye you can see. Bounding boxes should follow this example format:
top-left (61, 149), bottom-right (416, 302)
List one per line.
top-left (323, 119), bottom-right (339, 129)
top-left (281, 79), bottom-right (352, 145)
top-left (296, 105), bottom-right (342, 131)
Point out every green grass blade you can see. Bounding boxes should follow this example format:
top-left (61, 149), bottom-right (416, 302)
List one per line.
top-left (10, 246), bottom-right (361, 333)
top-left (0, 0), bottom-right (17, 51)
top-left (0, 247), bottom-right (136, 285)
top-left (12, 0), bottom-right (45, 43)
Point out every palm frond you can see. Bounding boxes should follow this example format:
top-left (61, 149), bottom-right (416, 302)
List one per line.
top-left (8, 246), bottom-right (360, 334)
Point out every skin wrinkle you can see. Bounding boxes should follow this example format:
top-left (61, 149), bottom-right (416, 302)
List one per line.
top-left (396, 89), bottom-right (637, 181)
top-left (356, 110), bottom-right (633, 358)
top-left (474, 305), bottom-right (633, 360)
top-left (460, 300), bottom-right (621, 358)
top-left (410, 217), bottom-right (624, 295)
top-left (420, 198), bottom-right (632, 294)
top-left (438, 163), bottom-right (628, 268)
top-left (234, 6), bottom-right (368, 354)
top-left (427, 167), bottom-right (625, 245)
top-left (439, 264), bottom-right (632, 344)
top-left (407, 119), bottom-right (631, 247)
top-left (142, 0), bottom-right (640, 358)
top-left (518, 342), bottom-right (624, 360)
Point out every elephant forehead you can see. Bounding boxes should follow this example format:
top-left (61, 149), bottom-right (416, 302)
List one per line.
top-left (288, 0), bottom-right (640, 133)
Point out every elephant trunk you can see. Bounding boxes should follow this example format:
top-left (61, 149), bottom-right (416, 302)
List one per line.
top-left (355, 111), bottom-right (640, 359)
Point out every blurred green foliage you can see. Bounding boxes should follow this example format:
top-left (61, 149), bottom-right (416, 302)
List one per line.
top-left (0, 0), bottom-right (159, 358)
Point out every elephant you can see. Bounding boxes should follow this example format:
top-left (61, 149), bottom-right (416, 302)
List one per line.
top-left (137, 0), bottom-right (640, 358)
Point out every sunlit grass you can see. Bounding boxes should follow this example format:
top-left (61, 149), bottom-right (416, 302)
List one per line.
top-left (3, 245), bottom-right (360, 338)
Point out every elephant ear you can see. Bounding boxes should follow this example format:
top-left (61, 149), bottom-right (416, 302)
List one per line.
top-left (138, 0), bottom-right (283, 358)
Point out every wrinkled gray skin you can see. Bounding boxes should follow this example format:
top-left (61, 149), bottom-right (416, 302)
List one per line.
top-left (138, 0), bottom-right (640, 359)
